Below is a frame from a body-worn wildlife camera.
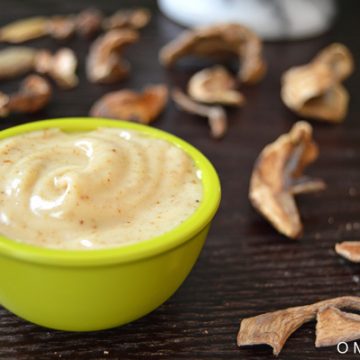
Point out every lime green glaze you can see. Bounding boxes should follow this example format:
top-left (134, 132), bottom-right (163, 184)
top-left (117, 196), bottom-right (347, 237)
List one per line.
top-left (0, 118), bottom-right (221, 331)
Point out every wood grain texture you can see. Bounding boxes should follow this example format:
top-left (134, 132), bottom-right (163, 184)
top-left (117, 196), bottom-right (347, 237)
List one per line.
top-left (0, 0), bottom-right (360, 359)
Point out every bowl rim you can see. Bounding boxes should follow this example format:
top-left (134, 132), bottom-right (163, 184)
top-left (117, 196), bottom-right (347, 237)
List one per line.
top-left (0, 118), bottom-right (221, 266)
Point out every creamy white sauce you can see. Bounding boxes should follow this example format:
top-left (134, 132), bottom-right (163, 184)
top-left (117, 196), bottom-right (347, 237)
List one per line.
top-left (0, 128), bottom-right (203, 249)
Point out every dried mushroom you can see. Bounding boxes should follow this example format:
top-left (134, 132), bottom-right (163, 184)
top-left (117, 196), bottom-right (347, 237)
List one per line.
top-left (76, 8), bottom-right (103, 38)
top-left (90, 84), bottom-right (168, 124)
top-left (238, 303), bottom-right (315, 355)
top-left (0, 8), bottom-right (150, 44)
top-left (316, 307), bottom-right (360, 347)
top-left (335, 241), bottom-right (360, 262)
top-left (172, 88), bottom-right (227, 139)
top-left (249, 121), bottom-right (325, 239)
top-left (160, 23), bottom-right (266, 85)
top-left (281, 43), bottom-right (354, 123)
top-left (0, 17), bottom-right (48, 43)
top-left (0, 94), bottom-right (8, 117)
top-left (35, 48), bottom-right (78, 89)
top-left (46, 16), bottom-right (76, 41)
top-left (0, 16), bottom-right (74, 43)
top-left (314, 43), bottom-right (354, 82)
top-left (0, 9), bottom-right (103, 43)
top-left (86, 29), bottom-right (138, 84)
top-left (0, 47), bottom-right (37, 80)
top-left (237, 296), bottom-right (360, 355)
top-left (0, 74), bottom-right (51, 117)
top-left (103, 8), bottom-right (151, 30)
top-left (188, 66), bottom-right (245, 106)
top-left (295, 83), bottom-right (348, 122)
top-left (0, 46), bottom-right (77, 88)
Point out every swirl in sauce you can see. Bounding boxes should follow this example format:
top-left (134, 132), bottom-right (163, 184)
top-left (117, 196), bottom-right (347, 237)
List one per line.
top-left (0, 128), bottom-right (203, 249)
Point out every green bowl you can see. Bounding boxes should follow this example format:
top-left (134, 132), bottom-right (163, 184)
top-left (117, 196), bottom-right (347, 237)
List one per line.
top-left (0, 118), bottom-right (221, 331)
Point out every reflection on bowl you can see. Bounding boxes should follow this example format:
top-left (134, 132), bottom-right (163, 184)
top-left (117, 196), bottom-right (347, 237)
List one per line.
top-left (0, 118), bottom-right (221, 331)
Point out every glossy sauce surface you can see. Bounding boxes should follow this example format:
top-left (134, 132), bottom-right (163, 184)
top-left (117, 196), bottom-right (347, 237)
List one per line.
top-left (0, 128), bottom-right (203, 249)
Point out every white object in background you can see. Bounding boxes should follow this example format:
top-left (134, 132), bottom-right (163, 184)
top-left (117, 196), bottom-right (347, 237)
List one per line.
top-left (158, 0), bottom-right (336, 41)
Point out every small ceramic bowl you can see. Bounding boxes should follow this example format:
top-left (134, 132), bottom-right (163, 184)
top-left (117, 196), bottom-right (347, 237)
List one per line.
top-left (0, 118), bottom-right (221, 331)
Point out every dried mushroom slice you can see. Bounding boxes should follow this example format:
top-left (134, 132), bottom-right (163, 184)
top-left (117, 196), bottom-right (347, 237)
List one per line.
top-left (281, 43), bottom-right (354, 123)
top-left (316, 307), bottom-right (360, 348)
top-left (86, 29), bottom-right (139, 84)
top-left (238, 304), bottom-right (315, 356)
top-left (0, 93), bottom-right (9, 117)
top-left (0, 17), bottom-right (48, 43)
top-left (76, 8), bottom-right (103, 38)
top-left (0, 10), bottom-right (105, 43)
top-left (281, 63), bottom-right (334, 111)
top-left (89, 84), bottom-right (168, 124)
top-left (249, 121), bottom-right (325, 239)
top-left (35, 48), bottom-right (78, 89)
top-left (0, 46), bottom-right (77, 88)
top-left (0, 47), bottom-right (37, 80)
top-left (237, 296), bottom-right (360, 356)
top-left (0, 75), bottom-right (51, 117)
top-left (46, 16), bottom-right (76, 41)
top-left (188, 66), bottom-right (245, 106)
top-left (313, 43), bottom-right (354, 82)
top-left (172, 88), bottom-right (227, 139)
top-left (103, 8), bottom-right (151, 30)
top-left (0, 16), bottom-right (75, 43)
top-left (297, 83), bottom-right (349, 122)
top-left (335, 241), bottom-right (360, 262)
top-left (160, 23), bottom-right (266, 85)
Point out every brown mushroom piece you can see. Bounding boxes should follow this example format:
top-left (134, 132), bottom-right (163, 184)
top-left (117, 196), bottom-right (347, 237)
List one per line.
top-left (172, 88), bottom-right (227, 139)
top-left (237, 296), bottom-right (360, 356)
top-left (249, 121), bottom-right (325, 239)
top-left (86, 29), bottom-right (139, 84)
top-left (0, 17), bottom-right (48, 43)
top-left (0, 16), bottom-right (76, 43)
top-left (314, 43), bottom-right (354, 81)
top-left (0, 93), bottom-right (9, 117)
top-left (76, 8), bottom-right (103, 38)
top-left (46, 16), bottom-right (76, 41)
top-left (335, 241), bottom-right (360, 262)
top-left (188, 66), bottom-right (245, 106)
top-left (0, 47), bottom-right (37, 80)
top-left (160, 23), bottom-right (266, 85)
top-left (316, 307), bottom-right (360, 347)
top-left (89, 84), bottom-right (168, 124)
top-left (0, 74), bottom-right (52, 117)
top-left (281, 43), bottom-right (354, 123)
top-left (103, 8), bottom-right (151, 30)
top-left (35, 48), bottom-right (78, 89)
top-left (238, 303), bottom-right (315, 356)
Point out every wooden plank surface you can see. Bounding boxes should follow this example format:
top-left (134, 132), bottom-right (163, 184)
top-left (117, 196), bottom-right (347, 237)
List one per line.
top-left (0, 0), bottom-right (359, 359)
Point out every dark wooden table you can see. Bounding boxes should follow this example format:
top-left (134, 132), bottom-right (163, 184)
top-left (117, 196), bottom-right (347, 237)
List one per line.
top-left (0, 1), bottom-right (360, 359)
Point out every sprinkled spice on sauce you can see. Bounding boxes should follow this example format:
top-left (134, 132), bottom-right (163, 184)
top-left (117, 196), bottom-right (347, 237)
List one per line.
top-left (0, 128), bottom-right (203, 249)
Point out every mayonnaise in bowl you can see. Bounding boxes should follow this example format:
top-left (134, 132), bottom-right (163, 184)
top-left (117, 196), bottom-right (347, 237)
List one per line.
top-left (0, 127), bottom-right (203, 249)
